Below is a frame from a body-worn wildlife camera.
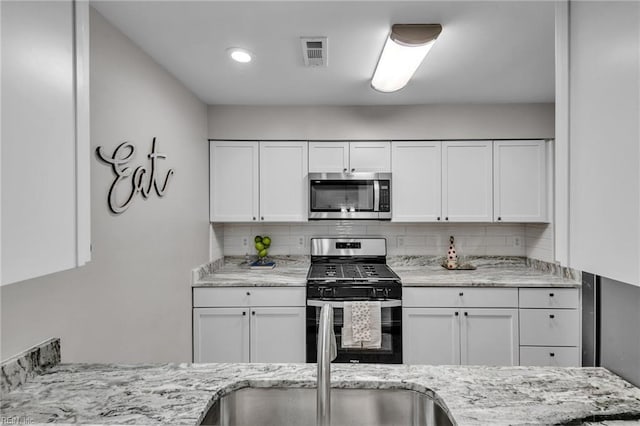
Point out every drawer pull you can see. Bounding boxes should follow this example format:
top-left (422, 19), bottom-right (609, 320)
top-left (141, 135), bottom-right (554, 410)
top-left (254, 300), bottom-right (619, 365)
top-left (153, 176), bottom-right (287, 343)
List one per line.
top-left (464, 312), bottom-right (468, 316)
top-left (549, 314), bottom-right (555, 319)
top-left (242, 311), bottom-right (246, 316)
top-left (549, 352), bottom-right (555, 357)
top-left (252, 311), bottom-right (255, 316)
top-left (246, 291), bottom-right (251, 296)
top-left (549, 293), bottom-right (555, 297)
top-left (459, 292), bottom-right (464, 296)
top-left (455, 312), bottom-right (459, 316)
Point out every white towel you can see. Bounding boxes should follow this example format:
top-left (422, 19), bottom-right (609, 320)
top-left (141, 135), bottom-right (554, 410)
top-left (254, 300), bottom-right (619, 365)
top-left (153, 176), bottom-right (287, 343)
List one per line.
top-left (341, 301), bottom-right (381, 349)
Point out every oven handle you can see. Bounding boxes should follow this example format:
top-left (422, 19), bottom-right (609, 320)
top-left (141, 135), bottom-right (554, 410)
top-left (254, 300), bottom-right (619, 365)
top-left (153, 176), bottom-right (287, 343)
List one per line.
top-left (373, 180), bottom-right (381, 212)
top-left (307, 299), bottom-right (402, 308)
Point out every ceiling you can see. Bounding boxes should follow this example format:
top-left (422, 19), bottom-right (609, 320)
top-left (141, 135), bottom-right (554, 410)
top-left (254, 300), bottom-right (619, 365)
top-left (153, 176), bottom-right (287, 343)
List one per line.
top-left (91, 1), bottom-right (556, 106)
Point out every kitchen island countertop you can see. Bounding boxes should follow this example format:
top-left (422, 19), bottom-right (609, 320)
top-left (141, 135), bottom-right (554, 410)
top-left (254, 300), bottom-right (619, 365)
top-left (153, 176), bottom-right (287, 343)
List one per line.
top-left (1, 362), bottom-right (639, 425)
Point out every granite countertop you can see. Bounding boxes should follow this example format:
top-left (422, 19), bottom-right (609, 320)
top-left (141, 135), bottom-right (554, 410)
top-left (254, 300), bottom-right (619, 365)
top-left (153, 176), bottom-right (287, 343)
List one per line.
top-left (390, 257), bottom-right (581, 288)
top-left (193, 256), bottom-right (309, 287)
top-left (193, 256), bottom-right (581, 288)
top-left (2, 362), bottom-right (640, 425)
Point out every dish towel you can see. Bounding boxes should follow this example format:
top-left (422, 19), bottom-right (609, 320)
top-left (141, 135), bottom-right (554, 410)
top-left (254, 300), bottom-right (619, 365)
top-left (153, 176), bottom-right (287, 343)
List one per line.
top-left (341, 301), bottom-right (382, 349)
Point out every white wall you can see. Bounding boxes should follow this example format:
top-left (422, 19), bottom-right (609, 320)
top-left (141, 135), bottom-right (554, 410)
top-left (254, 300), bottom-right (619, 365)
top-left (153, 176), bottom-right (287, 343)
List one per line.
top-left (208, 104), bottom-right (554, 141)
top-left (568, 1), bottom-right (640, 286)
top-left (223, 222), bottom-right (526, 258)
top-left (0, 8), bottom-right (209, 362)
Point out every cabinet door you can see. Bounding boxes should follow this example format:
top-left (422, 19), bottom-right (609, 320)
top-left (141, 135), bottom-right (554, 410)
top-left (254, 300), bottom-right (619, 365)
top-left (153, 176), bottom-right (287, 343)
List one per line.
top-left (210, 141), bottom-right (259, 222)
top-left (460, 309), bottom-right (519, 366)
top-left (392, 142), bottom-right (442, 222)
top-left (259, 141), bottom-right (308, 222)
top-left (349, 141), bottom-right (391, 172)
top-left (250, 307), bottom-right (306, 363)
top-left (403, 308), bottom-right (460, 365)
top-left (494, 140), bottom-right (547, 222)
top-left (309, 141), bottom-right (349, 173)
top-left (193, 308), bottom-right (250, 363)
top-left (442, 141), bottom-right (493, 222)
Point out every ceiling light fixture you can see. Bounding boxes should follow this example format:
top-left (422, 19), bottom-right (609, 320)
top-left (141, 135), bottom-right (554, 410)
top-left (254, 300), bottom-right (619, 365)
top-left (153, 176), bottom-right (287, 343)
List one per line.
top-left (371, 24), bottom-right (442, 93)
top-left (227, 47), bottom-right (253, 63)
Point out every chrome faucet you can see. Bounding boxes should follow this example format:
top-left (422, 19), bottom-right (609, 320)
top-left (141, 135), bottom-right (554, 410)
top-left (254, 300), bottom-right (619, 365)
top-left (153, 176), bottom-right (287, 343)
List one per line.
top-left (317, 303), bottom-right (337, 426)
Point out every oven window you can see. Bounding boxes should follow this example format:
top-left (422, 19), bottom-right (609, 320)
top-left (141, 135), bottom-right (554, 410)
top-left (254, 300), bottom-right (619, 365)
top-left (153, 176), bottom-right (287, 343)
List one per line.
top-left (310, 181), bottom-right (374, 212)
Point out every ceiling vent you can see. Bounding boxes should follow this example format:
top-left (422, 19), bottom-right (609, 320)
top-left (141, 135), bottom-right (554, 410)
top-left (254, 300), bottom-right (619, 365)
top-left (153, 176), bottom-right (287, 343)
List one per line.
top-left (301, 37), bottom-right (328, 67)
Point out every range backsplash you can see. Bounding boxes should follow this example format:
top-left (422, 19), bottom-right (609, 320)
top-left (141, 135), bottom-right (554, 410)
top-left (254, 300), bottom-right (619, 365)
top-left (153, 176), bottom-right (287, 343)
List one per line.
top-left (216, 222), bottom-right (553, 262)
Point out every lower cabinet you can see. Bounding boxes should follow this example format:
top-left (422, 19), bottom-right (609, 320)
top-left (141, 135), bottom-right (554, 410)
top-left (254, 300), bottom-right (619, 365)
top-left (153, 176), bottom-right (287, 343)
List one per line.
top-left (192, 287), bottom-right (306, 363)
top-left (403, 307), bottom-right (519, 366)
top-left (403, 288), bottom-right (520, 366)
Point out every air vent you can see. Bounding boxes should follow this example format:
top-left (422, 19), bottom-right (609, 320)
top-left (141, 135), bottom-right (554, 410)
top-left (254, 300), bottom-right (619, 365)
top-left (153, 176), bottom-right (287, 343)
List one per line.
top-left (301, 37), bottom-right (328, 67)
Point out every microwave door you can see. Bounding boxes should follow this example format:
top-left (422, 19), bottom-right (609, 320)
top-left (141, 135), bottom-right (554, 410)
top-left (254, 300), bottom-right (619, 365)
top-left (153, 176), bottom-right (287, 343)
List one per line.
top-left (310, 181), bottom-right (374, 213)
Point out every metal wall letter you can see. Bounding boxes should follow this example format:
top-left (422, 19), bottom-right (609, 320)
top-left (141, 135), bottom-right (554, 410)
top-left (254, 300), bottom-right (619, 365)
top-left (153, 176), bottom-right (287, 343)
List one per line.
top-left (96, 138), bottom-right (175, 214)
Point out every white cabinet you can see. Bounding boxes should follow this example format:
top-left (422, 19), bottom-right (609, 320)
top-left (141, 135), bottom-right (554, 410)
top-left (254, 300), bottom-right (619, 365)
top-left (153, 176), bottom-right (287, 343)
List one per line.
top-left (442, 141), bottom-right (493, 222)
top-left (1, 0), bottom-right (91, 285)
top-left (308, 141), bottom-right (390, 173)
top-left (518, 288), bottom-right (581, 367)
top-left (210, 141), bottom-right (259, 222)
top-left (209, 141), bottom-right (307, 222)
top-left (494, 140), bottom-right (548, 222)
top-left (391, 142), bottom-right (442, 222)
top-left (403, 287), bottom-right (519, 366)
top-left (260, 141), bottom-right (308, 222)
top-left (193, 287), bottom-right (306, 363)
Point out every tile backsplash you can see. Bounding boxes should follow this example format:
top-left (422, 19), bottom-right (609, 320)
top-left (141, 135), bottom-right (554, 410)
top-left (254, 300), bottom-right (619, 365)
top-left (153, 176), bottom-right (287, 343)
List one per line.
top-left (219, 222), bottom-right (555, 259)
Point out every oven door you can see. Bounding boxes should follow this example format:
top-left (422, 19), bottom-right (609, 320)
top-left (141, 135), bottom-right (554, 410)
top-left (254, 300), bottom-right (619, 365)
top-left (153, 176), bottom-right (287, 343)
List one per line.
top-left (306, 299), bottom-right (402, 364)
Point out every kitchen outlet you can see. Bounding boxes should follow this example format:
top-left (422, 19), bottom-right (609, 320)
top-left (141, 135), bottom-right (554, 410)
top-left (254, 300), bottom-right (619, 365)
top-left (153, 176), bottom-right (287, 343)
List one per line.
top-left (512, 236), bottom-right (521, 247)
top-left (242, 237), bottom-right (248, 247)
top-left (397, 237), bottom-right (405, 247)
top-left (298, 237), bottom-right (305, 248)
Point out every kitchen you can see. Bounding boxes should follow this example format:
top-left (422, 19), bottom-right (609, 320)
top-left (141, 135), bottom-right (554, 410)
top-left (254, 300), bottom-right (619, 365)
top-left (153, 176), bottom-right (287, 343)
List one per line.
top-left (1, 1), bottom-right (639, 425)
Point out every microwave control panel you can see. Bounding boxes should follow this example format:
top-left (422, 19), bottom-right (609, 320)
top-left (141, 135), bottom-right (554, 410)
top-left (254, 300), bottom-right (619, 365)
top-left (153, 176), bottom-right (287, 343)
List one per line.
top-left (379, 181), bottom-right (390, 212)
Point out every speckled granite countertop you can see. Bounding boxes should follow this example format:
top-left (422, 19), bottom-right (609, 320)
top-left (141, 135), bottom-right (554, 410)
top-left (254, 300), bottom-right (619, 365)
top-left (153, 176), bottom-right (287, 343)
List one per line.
top-left (2, 363), bottom-right (639, 425)
top-left (193, 256), bottom-right (580, 288)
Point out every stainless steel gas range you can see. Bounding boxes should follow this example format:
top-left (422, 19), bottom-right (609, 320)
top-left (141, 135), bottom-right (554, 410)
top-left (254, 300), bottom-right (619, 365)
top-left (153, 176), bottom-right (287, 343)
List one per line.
top-left (305, 237), bottom-right (402, 364)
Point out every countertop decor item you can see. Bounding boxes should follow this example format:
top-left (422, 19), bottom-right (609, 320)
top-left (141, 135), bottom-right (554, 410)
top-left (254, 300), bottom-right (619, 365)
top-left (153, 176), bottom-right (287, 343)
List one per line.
top-left (441, 261), bottom-right (477, 270)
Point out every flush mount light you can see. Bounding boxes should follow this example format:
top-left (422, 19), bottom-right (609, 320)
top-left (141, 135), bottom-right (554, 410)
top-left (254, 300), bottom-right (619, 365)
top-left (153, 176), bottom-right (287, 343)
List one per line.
top-left (227, 47), bottom-right (253, 63)
top-left (371, 24), bottom-right (442, 93)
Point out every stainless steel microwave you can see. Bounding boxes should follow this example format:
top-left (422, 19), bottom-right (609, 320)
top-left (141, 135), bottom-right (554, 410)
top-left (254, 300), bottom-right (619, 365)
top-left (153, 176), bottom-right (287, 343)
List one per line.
top-left (308, 172), bottom-right (391, 220)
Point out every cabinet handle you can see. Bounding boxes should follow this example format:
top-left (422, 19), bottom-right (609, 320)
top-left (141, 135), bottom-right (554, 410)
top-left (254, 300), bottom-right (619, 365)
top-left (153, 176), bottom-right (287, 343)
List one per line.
top-left (549, 293), bottom-right (554, 297)
top-left (459, 292), bottom-right (464, 296)
top-left (549, 352), bottom-right (555, 357)
top-left (253, 217), bottom-right (256, 221)
top-left (437, 217), bottom-right (441, 221)
top-left (246, 291), bottom-right (250, 296)
top-left (497, 217), bottom-right (502, 221)
top-left (549, 314), bottom-right (555, 319)
top-left (464, 312), bottom-right (468, 316)
top-left (252, 311), bottom-right (256, 316)
top-left (455, 312), bottom-right (459, 316)
top-left (261, 216), bottom-right (264, 221)
top-left (445, 217), bottom-right (449, 221)
top-left (343, 168), bottom-right (347, 172)
top-left (242, 311), bottom-right (246, 316)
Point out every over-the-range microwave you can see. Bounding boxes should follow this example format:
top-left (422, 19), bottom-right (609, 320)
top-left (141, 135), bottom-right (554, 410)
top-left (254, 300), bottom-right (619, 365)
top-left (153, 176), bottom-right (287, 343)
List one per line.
top-left (308, 172), bottom-right (391, 220)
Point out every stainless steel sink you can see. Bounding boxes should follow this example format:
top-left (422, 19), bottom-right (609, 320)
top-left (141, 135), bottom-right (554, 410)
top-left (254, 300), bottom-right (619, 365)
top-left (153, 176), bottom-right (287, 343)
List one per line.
top-left (200, 387), bottom-right (455, 426)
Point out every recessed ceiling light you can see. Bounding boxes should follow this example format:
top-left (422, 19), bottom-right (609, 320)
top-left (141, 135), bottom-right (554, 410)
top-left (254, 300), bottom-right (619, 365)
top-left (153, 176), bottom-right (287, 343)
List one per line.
top-left (227, 48), bottom-right (253, 63)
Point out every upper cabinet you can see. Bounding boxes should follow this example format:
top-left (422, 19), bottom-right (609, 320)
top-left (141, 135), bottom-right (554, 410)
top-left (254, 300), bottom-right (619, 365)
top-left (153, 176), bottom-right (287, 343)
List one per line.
top-left (442, 141), bottom-right (493, 222)
top-left (209, 141), bottom-right (307, 222)
top-left (494, 140), bottom-right (548, 222)
top-left (392, 142), bottom-right (442, 222)
top-left (1, 0), bottom-right (91, 285)
top-left (210, 141), bottom-right (259, 222)
top-left (309, 141), bottom-right (390, 173)
top-left (259, 141), bottom-right (308, 222)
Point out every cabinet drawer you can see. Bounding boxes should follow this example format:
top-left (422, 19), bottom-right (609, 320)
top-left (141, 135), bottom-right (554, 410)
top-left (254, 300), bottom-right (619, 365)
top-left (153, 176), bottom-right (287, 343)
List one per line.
top-left (403, 287), bottom-right (518, 308)
top-left (193, 287), bottom-right (305, 307)
top-left (519, 309), bottom-right (579, 346)
top-left (519, 288), bottom-right (579, 309)
top-left (520, 346), bottom-right (580, 367)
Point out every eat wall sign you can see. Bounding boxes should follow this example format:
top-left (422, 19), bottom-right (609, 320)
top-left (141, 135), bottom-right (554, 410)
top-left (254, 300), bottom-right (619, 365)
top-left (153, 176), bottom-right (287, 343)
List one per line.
top-left (96, 138), bottom-right (174, 214)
